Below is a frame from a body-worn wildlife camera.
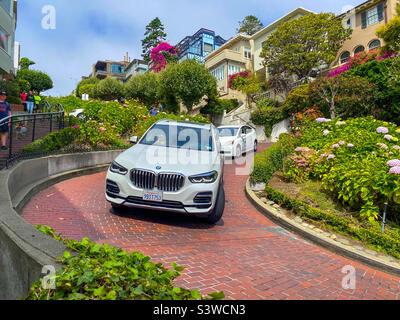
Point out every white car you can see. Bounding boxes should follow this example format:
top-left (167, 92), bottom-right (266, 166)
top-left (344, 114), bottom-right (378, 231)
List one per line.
top-left (217, 125), bottom-right (258, 158)
top-left (106, 119), bottom-right (225, 224)
top-left (69, 108), bottom-right (85, 119)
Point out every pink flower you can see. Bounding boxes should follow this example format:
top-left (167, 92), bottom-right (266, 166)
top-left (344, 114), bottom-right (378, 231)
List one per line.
top-left (390, 166), bottom-right (400, 174)
top-left (331, 144), bottom-right (340, 149)
top-left (73, 125), bottom-right (79, 129)
top-left (323, 130), bottom-right (330, 136)
top-left (347, 143), bottom-right (354, 148)
top-left (387, 159), bottom-right (400, 167)
top-left (384, 135), bottom-right (393, 141)
top-left (339, 141), bottom-right (345, 146)
top-left (295, 132), bottom-right (302, 137)
top-left (377, 127), bottom-right (389, 134)
top-left (327, 155), bottom-right (335, 160)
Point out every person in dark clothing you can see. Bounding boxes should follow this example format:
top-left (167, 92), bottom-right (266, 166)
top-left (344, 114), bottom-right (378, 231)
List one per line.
top-left (0, 91), bottom-right (11, 151)
top-left (26, 90), bottom-right (35, 114)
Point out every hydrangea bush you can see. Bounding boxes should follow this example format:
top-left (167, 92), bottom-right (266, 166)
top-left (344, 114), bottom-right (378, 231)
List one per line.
top-left (283, 113), bottom-right (400, 222)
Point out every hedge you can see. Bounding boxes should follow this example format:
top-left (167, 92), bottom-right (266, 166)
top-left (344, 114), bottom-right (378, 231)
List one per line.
top-left (22, 127), bottom-right (76, 154)
top-left (265, 186), bottom-right (400, 259)
top-left (25, 225), bottom-right (225, 300)
top-left (250, 133), bottom-right (299, 183)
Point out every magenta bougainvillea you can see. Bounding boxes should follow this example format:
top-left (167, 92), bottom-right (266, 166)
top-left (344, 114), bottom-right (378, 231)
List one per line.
top-left (326, 51), bottom-right (397, 78)
top-left (228, 71), bottom-right (252, 89)
top-left (150, 42), bottom-right (178, 73)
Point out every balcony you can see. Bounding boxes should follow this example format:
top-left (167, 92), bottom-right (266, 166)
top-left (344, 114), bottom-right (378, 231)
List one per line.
top-left (205, 49), bottom-right (247, 69)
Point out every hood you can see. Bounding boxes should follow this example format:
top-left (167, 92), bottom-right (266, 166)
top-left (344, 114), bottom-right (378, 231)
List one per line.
top-left (219, 136), bottom-right (235, 145)
top-left (116, 144), bottom-right (220, 176)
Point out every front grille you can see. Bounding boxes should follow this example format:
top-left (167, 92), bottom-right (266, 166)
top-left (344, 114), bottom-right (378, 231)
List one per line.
top-left (158, 173), bottom-right (185, 192)
top-left (106, 180), bottom-right (120, 194)
top-left (126, 196), bottom-right (184, 209)
top-left (130, 169), bottom-right (185, 192)
top-left (131, 169), bottom-right (156, 190)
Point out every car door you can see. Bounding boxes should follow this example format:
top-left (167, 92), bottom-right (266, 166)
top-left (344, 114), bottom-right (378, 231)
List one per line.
top-left (240, 126), bottom-right (246, 152)
top-left (245, 126), bottom-right (253, 152)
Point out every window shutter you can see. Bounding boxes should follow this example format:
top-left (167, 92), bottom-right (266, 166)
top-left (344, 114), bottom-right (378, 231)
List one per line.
top-left (361, 11), bottom-right (367, 28)
top-left (377, 3), bottom-right (384, 21)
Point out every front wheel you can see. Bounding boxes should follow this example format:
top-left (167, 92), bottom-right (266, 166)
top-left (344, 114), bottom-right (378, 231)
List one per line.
top-left (254, 140), bottom-right (258, 152)
top-left (205, 184), bottom-right (225, 224)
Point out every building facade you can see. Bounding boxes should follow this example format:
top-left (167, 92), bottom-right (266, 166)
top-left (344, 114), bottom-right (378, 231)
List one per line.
top-left (125, 59), bottom-right (149, 82)
top-left (333, 0), bottom-right (399, 67)
top-left (176, 28), bottom-right (226, 63)
top-left (0, 0), bottom-right (17, 80)
top-left (205, 7), bottom-right (313, 100)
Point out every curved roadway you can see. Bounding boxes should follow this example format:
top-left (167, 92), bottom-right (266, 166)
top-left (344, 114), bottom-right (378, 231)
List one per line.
top-left (21, 144), bottom-right (400, 300)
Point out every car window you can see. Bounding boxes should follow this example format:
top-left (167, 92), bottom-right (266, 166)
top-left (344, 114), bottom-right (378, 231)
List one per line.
top-left (218, 128), bottom-right (239, 137)
top-left (141, 123), bottom-right (214, 152)
top-left (245, 127), bottom-right (253, 134)
top-left (241, 127), bottom-right (246, 135)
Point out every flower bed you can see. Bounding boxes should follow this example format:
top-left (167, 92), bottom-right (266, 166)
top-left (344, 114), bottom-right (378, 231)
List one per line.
top-left (251, 112), bottom-right (400, 258)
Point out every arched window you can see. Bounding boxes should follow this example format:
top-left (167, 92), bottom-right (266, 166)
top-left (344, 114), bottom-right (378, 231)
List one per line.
top-left (369, 39), bottom-right (381, 51)
top-left (340, 51), bottom-right (350, 64)
top-left (354, 45), bottom-right (365, 55)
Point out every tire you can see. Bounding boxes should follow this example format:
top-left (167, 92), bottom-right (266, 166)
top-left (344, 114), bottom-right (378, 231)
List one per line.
top-left (111, 202), bottom-right (126, 213)
top-left (206, 183), bottom-right (225, 224)
top-left (77, 113), bottom-right (85, 120)
top-left (235, 145), bottom-right (242, 159)
top-left (254, 140), bottom-right (258, 152)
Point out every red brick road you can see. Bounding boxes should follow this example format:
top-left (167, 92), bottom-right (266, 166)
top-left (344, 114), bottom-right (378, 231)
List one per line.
top-left (21, 144), bottom-right (400, 300)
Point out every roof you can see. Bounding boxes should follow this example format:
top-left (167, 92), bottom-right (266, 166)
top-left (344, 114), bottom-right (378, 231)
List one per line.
top-left (205, 7), bottom-right (314, 61)
top-left (251, 7), bottom-right (315, 40)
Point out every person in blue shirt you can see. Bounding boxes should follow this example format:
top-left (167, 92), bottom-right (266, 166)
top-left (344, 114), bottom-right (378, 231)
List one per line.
top-left (149, 104), bottom-right (159, 117)
top-left (0, 91), bottom-right (11, 151)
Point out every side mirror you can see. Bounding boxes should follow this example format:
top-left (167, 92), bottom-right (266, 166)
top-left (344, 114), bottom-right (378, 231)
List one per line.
top-left (130, 136), bottom-right (138, 144)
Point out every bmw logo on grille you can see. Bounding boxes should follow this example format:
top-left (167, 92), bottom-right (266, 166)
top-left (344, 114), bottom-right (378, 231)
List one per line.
top-left (156, 166), bottom-right (162, 170)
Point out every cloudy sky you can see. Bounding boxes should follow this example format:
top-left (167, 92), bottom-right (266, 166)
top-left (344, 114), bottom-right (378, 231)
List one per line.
top-left (15, 0), bottom-right (359, 96)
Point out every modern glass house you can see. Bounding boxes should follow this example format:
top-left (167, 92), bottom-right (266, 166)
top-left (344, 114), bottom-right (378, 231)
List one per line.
top-left (176, 28), bottom-right (226, 63)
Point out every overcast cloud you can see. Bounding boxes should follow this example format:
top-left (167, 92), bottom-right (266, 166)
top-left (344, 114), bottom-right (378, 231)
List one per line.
top-left (15, 0), bottom-right (360, 96)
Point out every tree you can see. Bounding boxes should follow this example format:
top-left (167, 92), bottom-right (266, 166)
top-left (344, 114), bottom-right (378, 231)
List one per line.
top-left (16, 69), bottom-right (53, 93)
top-left (142, 18), bottom-right (167, 62)
top-left (237, 15), bottom-right (264, 35)
top-left (228, 71), bottom-right (262, 106)
top-left (125, 72), bottom-right (160, 107)
top-left (376, 3), bottom-right (400, 53)
top-left (150, 42), bottom-right (178, 73)
top-left (76, 77), bottom-right (99, 97)
top-left (159, 59), bottom-right (218, 112)
top-left (19, 57), bottom-right (35, 70)
top-left (309, 74), bottom-right (378, 119)
top-left (260, 13), bottom-right (351, 90)
top-left (92, 77), bottom-right (124, 101)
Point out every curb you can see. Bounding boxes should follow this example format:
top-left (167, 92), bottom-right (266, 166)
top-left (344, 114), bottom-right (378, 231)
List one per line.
top-left (245, 178), bottom-right (400, 277)
top-left (15, 164), bottom-right (109, 214)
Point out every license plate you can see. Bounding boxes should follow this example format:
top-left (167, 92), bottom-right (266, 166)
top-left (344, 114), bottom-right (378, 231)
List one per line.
top-left (143, 190), bottom-right (163, 202)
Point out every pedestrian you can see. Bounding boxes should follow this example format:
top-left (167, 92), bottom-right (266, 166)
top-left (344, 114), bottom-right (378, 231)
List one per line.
top-left (0, 91), bottom-right (11, 151)
top-left (149, 103), bottom-right (159, 117)
top-left (33, 91), bottom-right (41, 113)
top-left (26, 90), bottom-right (35, 114)
top-left (20, 90), bottom-right (27, 111)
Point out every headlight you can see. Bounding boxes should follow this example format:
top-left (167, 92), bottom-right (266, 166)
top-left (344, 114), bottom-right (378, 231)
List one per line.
top-left (189, 171), bottom-right (218, 184)
top-left (110, 161), bottom-right (128, 175)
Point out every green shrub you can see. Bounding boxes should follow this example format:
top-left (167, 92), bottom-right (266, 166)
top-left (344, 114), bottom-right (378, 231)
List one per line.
top-left (44, 96), bottom-right (85, 114)
top-left (200, 98), bottom-right (239, 116)
top-left (25, 225), bottom-right (225, 300)
top-left (92, 77), bottom-right (124, 101)
top-left (250, 98), bottom-right (285, 137)
top-left (22, 128), bottom-right (76, 153)
top-left (124, 72), bottom-right (160, 107)
top-left (78, 84), bottom-right (95, 97)
top-left (282, 84), bottom-right (312, 115)
top-left (251, 133), bottom-right (299, 183)
top-left (264, 186), bottom-right (400, 259)
top-left (6, 96), bottom-right (22, 105)
top-left (76, 78), bottom-right (99, 98)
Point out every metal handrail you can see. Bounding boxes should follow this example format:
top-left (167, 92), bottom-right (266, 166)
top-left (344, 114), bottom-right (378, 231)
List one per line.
top-left (0, 101), bottom-right (65, 163)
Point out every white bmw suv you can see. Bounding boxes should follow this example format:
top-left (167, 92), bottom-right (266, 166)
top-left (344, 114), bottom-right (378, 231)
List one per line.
top-left (105, 119), bottom-right (225, 223)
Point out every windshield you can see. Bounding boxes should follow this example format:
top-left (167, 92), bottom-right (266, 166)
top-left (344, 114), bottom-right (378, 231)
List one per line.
top-left (140, 124), bottom-right (214, 152)
top-left (218, 128), bottom-right (239, 137)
